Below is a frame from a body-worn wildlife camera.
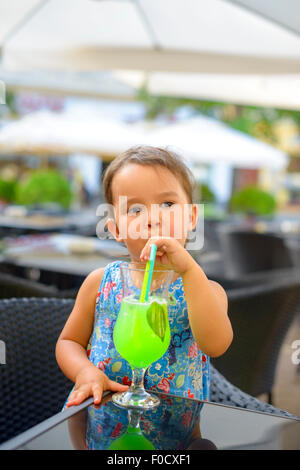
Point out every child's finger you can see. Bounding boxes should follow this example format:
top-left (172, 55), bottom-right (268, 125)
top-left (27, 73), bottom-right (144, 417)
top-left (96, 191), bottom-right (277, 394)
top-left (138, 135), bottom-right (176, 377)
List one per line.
top-left (66, 388), bottom-right (90, 407)
top-left (107, 379), bottom-right (130, 393)
top-left (91, 383), bottom-right (103, 405)
top-left (140, 238), bottom-right (171, 260)
top-left (66, 393), bottom-right (85, 407)
top-left (156, 246), bottom-right (167, 256)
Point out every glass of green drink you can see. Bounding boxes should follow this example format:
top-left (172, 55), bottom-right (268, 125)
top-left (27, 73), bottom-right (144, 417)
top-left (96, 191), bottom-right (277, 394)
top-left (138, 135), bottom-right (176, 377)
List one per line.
top-left (112, 261), bottom-right (174, 410)
top-left (108, 409), bottom-right (155, 450)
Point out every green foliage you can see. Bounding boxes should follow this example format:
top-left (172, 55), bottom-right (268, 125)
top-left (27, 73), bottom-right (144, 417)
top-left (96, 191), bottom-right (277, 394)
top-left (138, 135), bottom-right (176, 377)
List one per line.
top-left (229, 186), bottom-right (276, 216)
top-left (203, 203), bottom-right (226, 220)
top-left (136, 84), bottom-right (300, 146)
top-left (199, 184), bottom-right (215, 203)
top-left (0, 179), bottom-right (18, 202)
top-left (0, 89), bottom-right (19, 118)
top-left (16, 169), bottom-right (73, 209)
top-left (137, 84), bottom-right (223, 120)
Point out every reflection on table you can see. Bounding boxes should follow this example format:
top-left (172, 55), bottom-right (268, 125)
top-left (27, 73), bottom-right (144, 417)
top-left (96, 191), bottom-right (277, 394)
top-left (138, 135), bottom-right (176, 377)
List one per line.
top-left (2, 392), bottom-right (300, 450)
top-left (74, 393), bottom-right (203, 450)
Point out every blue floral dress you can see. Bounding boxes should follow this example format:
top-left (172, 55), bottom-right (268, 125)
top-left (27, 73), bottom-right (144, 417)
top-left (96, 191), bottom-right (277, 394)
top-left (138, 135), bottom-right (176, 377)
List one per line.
top-left (63, 260), bottom-right (210, 449)
top-left (85, 394), bottom-right (204, 450)
top-left (85, 260), bottom-right (209, 399)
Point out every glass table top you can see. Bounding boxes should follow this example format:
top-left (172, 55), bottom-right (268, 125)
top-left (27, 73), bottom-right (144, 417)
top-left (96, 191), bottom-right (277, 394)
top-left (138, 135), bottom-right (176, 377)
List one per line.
top-left (1, 391), bottom-right (299, 451)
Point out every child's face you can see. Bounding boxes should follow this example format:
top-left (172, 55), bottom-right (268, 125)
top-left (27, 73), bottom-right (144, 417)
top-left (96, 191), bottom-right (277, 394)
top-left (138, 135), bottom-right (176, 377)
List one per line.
top-left (107, 164), bottom-right (198, 263)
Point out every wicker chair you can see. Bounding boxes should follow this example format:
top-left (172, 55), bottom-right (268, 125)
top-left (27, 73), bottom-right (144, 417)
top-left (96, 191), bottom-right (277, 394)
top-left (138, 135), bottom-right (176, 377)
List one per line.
top-left (210, 266), bottom-right (300, 291)
top-left (0, 271), bottom-right (78, 299)
top-left (218, 230), bottom-right (294, 278)
top-left (0, 298), bottom-right (74, 444)
top-left (212, 274), bottom-right (300, 405)
top-left (0, 297), bottom-right (297, 445)
top-left (210, 365), bottom-right (297, 419)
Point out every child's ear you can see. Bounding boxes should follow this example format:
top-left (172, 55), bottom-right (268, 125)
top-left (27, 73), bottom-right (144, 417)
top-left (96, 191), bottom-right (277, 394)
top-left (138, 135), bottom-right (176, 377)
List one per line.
top-left (188, 204), bottom-right (199, 231)
top-left (106, 218), bottom-right (124, 243)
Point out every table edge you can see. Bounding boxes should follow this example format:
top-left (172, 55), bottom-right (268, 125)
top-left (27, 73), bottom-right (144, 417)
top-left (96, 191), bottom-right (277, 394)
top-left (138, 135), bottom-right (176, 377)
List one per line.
top-left (0, 392), bottom-right (299, 450)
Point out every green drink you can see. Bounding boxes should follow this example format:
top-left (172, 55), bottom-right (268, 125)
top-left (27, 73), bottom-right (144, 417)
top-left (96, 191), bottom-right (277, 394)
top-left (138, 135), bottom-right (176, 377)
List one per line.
top-left (108, 409), bottom-right (155, 450)
top-left (112, 261), bottom-right (173, 409)
top-left (108, 426), bottom-right (155, 450)
top-left (113, 296), bottom-right (170, 369)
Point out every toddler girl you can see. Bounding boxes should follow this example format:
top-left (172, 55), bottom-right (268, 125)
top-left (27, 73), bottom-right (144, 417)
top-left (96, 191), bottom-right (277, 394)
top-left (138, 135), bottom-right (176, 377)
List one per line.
top-left (56, 146), bottom-right (232, 409)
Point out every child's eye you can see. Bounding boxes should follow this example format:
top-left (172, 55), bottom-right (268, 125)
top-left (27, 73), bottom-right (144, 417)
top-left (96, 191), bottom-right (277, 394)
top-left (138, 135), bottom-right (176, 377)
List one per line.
top-left (161, 201), bottom-right (174, 208)
top-left (128, 206), bottom-right (143, 215)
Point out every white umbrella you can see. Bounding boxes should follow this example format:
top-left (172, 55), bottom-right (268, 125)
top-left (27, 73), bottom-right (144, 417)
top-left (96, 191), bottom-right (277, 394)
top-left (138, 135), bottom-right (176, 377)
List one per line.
top-left (0, 109), bottom-right (145, 157)
top-left (1, 0), bottom-right (300, 110)
top-left (143, 116), bottom-right (288, 170)
top-left (1, 0), bottom-right (300, 75)
top-left (0, 109), bottom-right (288, 169)
top-left (114, 71), bottom-right (300, 111)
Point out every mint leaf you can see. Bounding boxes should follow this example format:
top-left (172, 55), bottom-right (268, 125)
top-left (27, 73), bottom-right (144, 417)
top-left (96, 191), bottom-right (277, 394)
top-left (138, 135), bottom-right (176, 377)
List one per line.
top-left (146, 302), bottom-right (166, 342)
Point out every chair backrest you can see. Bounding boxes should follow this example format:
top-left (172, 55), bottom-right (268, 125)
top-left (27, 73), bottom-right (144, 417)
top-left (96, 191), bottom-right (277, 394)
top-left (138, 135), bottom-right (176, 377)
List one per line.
top-left (209, 365), bottom-right (298, 419)
top-left (219, 230), bottom-right (294, 277)
top-left (210, 267), bottom-right (300, 291)
top-left (0, 271), bottom-right (77, 299)
top-left (212, 275), bottom-right (300, 398)
top-left (0, 297), bottom-right (74, 444)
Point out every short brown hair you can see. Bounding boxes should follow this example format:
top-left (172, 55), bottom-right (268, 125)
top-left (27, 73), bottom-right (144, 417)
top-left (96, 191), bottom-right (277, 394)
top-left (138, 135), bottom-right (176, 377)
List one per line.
top-left (102, 145), bottom-right (198, 206)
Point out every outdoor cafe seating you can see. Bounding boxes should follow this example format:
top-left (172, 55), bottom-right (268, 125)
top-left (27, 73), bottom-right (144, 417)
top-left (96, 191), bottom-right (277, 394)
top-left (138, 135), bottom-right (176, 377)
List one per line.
top-left (0, 297), bottom-right (297, 446)
top-left (218, 229), bottom-right (295, 278)
top-left (0, 270), bottom-right (78, 299)
top-left (211, 270), bottom-right (300, 405)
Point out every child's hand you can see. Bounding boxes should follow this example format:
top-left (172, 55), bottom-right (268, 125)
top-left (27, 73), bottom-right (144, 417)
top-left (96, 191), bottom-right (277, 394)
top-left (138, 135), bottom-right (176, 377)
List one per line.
top-left (66, 365), bottom-right (129, 407)
top-left (140, 236), bottom-right (196, 275)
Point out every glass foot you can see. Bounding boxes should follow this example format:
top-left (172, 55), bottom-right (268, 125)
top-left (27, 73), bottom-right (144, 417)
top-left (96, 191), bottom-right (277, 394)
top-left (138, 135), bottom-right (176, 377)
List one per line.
top-left (112, 389), bottom-right (160, 410)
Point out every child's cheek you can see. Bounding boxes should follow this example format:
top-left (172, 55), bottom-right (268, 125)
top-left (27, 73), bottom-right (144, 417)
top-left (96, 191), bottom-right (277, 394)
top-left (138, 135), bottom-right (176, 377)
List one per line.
top-left (162, 206), bottom-right (185, 237)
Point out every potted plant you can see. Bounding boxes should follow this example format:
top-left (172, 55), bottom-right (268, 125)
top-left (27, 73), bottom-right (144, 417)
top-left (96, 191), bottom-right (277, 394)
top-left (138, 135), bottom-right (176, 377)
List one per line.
top-left (16, 169), bottom-right (73, 210)
top-left (229, 186), bottom-right (276, 224)
top-left (0, 179), bottom-right (19, 204)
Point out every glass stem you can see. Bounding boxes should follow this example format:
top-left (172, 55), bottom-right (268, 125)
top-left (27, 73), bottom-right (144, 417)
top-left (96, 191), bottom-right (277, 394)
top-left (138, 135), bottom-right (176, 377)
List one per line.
top-left (130, 367), bottom-right (146, 392)
top-left (127, 409), bottom-right (142, 433)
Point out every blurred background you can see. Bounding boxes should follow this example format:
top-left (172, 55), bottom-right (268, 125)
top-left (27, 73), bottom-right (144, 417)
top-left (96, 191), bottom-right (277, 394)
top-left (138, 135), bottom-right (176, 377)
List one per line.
top-left (0, 0), bottom-right (299, 417)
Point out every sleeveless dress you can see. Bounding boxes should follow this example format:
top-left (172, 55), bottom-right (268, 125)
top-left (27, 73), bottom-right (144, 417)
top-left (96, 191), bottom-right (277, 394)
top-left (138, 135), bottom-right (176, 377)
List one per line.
top-left (63, 260), bottom-right (210, 449)
top-left (84, 260), bottom-right (210, 400)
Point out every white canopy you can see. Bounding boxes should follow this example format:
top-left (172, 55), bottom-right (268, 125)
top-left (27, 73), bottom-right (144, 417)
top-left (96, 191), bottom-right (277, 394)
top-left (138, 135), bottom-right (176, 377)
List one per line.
top-left (143, 116), bottom-right (288, 170)
top-left (1, 0), bottom-right (300, 109)
top-left (114, 71), bottom-right (300, 111)
top-left (1, 0), bottom-right (300, 74)
top-left (0, 110), bottom-right (142, 158)
top-left (0, 109), bottom-right (288, 169)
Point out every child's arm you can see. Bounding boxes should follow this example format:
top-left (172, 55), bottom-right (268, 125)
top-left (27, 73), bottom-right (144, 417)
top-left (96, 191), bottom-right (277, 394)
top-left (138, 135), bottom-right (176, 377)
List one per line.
top-left (55, 268), bottom-right (129, 407)
top-left (140, 237), bottom-right (233, 358)
top-left (180, 264), bottom-right (232, 357)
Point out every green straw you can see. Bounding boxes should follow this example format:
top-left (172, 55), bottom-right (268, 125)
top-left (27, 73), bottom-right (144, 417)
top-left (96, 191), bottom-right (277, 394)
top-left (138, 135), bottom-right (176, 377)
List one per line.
top-left (140, 244), bottom-right (157, 303)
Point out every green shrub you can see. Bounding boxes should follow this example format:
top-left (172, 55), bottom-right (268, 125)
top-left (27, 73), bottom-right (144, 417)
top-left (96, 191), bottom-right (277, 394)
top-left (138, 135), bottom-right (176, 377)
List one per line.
top-left (199, 184), bottom-right (216, 203)
top-left (0, 179), bottom-right (18, 202)
top-left (16, 169), bottom-right (73, 209)
top-left (229, 186), bottom-right (276, 216)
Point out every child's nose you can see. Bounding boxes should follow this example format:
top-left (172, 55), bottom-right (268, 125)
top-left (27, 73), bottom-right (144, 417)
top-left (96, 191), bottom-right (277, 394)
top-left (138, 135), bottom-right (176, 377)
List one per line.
top-left (147, 217), bottom-right (161, 237)
top-left (146, 206), bottom-right (161, 225)
top-left (148, 218), bottom-right (160, 227)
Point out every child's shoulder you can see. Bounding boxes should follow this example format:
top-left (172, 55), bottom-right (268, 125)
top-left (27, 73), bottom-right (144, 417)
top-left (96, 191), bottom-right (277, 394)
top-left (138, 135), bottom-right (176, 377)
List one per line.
top-left (85, 260), bottom-right (121, 291)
